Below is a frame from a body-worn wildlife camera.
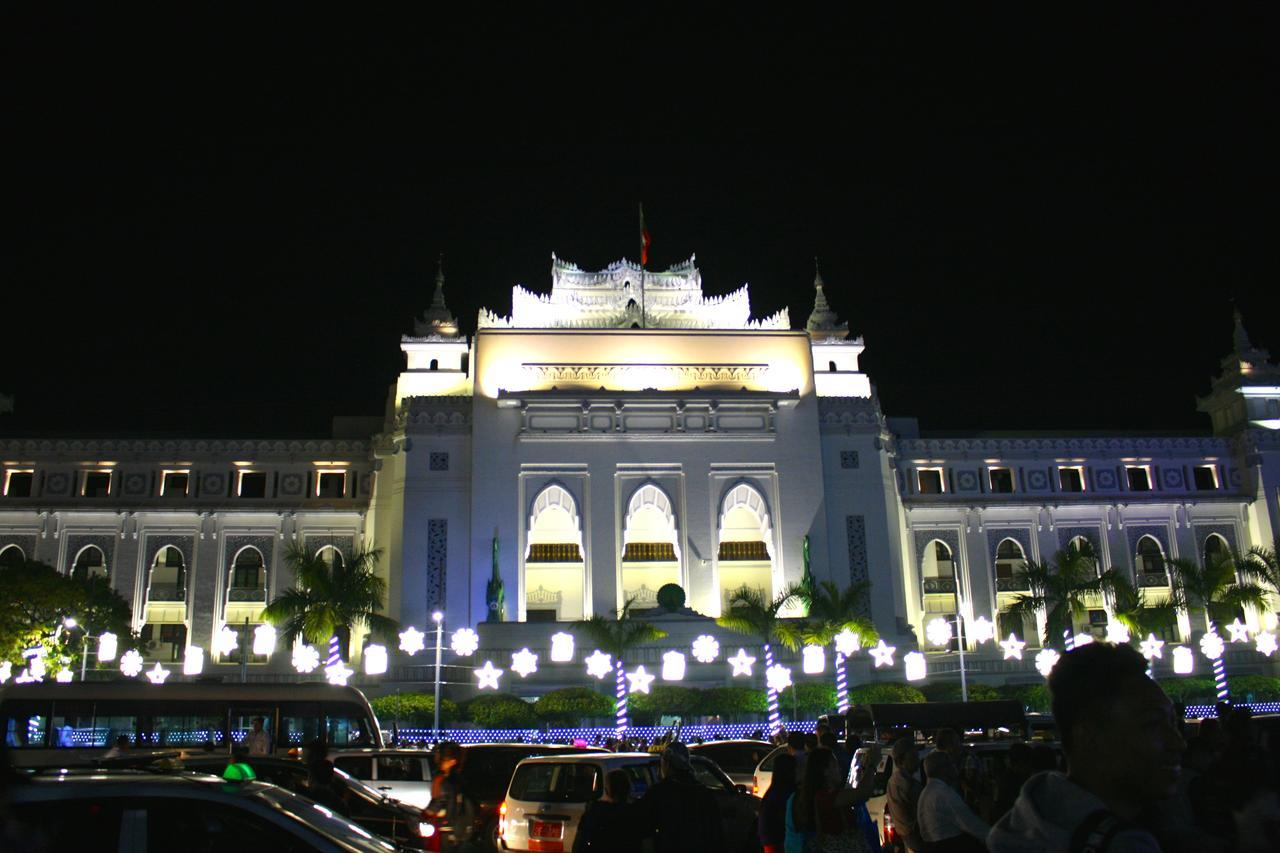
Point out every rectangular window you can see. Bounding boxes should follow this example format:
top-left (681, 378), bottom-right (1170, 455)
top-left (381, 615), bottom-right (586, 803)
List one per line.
top-left (316, 471), bottom-right (346, 498)
top-left (917, 469), bottom-right (944, 494)
top-left (508, 762), bottom-right (601, 803)
top-left (161, 470), bottom-right (189, 497)
top-left (1126, 466), bottom-right (1151, 491)
top-left (3, 470), bottom-right (34, 497)
top-left (82, 471), bottom-right (112, 497)
top-left (1059, 467), bottom-right (1084, 492)
top-left (988, 468), bottom-right (1014, 493)
top-left (238, 471), bottom-right (267, 498)
top-left (1193, 465), bottom-right (1219, 491)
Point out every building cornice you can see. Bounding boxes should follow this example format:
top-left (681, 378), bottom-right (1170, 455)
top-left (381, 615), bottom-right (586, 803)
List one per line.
top-left (895, 435), bottom-right (1233, 458)
top-left (0, 438), bottom-right (369, 459)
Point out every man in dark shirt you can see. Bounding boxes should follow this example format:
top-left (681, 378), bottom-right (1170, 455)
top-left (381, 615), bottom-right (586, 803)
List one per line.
top-left (639, 742), bottom-right (724, 853)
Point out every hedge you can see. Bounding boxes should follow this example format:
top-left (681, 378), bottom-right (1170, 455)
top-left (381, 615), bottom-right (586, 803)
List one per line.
top-left (1227, 675), bottom-right (1280, 702)
top-left (846, 682), bottom-right (925, 705)
top-left (629, 686), bottom-right (704, 722)
top-left (465, 693), bottom-right (538, 727)
top-left (919, 682), bottom-right (1002, 704)
top-left (997, 683), bottom-right (1050, 712)
top-left (370, 692), bottom-right (460, 725)
top-left (778, 683), bottom-right (837, 715)
top-left (535, 687), bottom-right (615, 722)
top-left (698, 686), bottom-right (768, 717)
top-left (1156, 677), bottom-right (1217, 704)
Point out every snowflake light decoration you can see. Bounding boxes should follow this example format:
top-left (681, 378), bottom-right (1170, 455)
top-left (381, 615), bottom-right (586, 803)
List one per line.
top-left (765, 663), bottom-right (793, 693)
top-left (510, 648), bottom-right (539, 678)
top-left (1105, 622), bottom-right (1131, 644)
top-left (1035, 648), bottom-right (1061, 678)
top-left (833, 628), bottom-right (862, 656)
top-left (213, 625), bottom-right (239, 658)
top-left (292, 644), bottom-right (321, 674)
top-left (1256, 632), bottom-right (1278, 657)
top-left (1199, 630), bottom-right (1225, 661)
top-left (450, 628), bottom-right (480, 657)
top-left (925, 617), bottom-right (953, 648)
top-left (691, 634), bottom-right (720, 663)
top-left (399, 626), bottom-right (426, 656)
top-left (584, 649), bottom-right (612, 679)
top-left (968, 616), bottom-right (995, 644)
top-left (119, 649), bottom-right (145, 677)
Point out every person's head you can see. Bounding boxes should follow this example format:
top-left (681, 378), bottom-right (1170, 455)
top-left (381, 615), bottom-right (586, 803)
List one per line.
top-left (1049, 642), bottom-right (1185, 805)
top-left (603, 769), bottom-right (631, 803)
top-left (890, 736), bottom-right (919, 774)
top-left (1007, 742), bottom-right (1033, 774)
top-left (770, 752), bottom-right (798, 793)
top-left (803, 733), bottom-right (819, 753)
top-left (115, 735), bottom-right (130, 749)
top-left (786, 731), bottom-right (806, 754)
top-left (660, 742), bottom-right (691, 779)
top-left (251, 717), bottom-right (264, 732)
top-left (923, 750), bottom-right (957, 787)
top-left (934, 728), bottom-right (961, 754)
top-left (818, 731), bottom-right (838, 751)
top-left (434, 741), bottom-right (463, 775)
top-left (815, 723), bottom-right (830, 739)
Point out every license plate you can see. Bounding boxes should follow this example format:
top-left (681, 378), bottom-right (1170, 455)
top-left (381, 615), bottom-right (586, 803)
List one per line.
top-left (530, 820), bottom-right (563, 839)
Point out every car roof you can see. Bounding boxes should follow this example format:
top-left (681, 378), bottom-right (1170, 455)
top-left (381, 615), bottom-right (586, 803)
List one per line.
top-left (329, 748), bottom-right (434, 757)
top-left (690, 739), bottom-right (773, 748)
top-left (513, 752), bottom-right (656, 765)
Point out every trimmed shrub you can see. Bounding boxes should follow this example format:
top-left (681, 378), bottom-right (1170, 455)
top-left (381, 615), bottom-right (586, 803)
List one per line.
top-left (370, 692), bottom-right (460, 725)
top-left (920, 682), bottom-right (1002, 703)
top-left (465, 693), bottom-right (537, 728)
top-left (1222, 675), bottom-right (1280, 702)
top-left (997, 682), bottom-right (1050, 712)
top-left (535, 687), bottom-right (615, 722)
top-left (1156, 677), bottom-right (1217, 704)
top-left (697, 686), bottom-right (768, 718)
top-left (629, 686), bottom-right (703, 723)
top-left (846, 682), bottom-right (925, 705)
top-left (778, 682), bottom-right (837, 715)
top-left (656, 583), bottom-right (686, 611)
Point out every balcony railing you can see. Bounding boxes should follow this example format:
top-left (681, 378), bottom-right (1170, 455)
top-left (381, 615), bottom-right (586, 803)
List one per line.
top-left (228, 587), bottom-right (267, 602)
top-left (996, 577), bottom-right (1031, 592)
top-left (1137, 572), bottom-right (1171, 588)
top-left (147, 584), bottom-right (186, 602)
top-left (923, 577), bottom-right (957, 594)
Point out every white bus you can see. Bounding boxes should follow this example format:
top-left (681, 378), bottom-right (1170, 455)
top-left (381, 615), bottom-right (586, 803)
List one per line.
top-left (1, 681), bottom-right (383, 767)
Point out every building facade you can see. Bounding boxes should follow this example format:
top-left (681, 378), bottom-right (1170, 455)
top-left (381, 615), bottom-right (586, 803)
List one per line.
top-left (3, 254), bottom-right (1278, 686)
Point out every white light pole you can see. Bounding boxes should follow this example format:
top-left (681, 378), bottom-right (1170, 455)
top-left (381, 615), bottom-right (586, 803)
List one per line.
top-left (431, 611), bottom-right (444, 739)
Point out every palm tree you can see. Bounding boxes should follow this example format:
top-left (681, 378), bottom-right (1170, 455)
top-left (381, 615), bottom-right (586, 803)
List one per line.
top-left (263, 544), bottom-right (399, 661)
top-left (1005, 542), bottom-right (1117, 649)
top-left (716, 583), bottom-right (805, 735)
top-left (1237, 537), bottom-right (1280, 605)
top-left (1109, 573), bottom-right (1182, 641)
top-left (794, 580), bottom-right (878, 713)
top-left (1167, 553), bottom-right (1269, 700)
top-left (572, 598), bottom-right (667, 732)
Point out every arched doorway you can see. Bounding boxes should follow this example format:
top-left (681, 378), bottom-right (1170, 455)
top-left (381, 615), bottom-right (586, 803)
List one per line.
top-left (622, 483), bottom-right (681, 610)
top-left (524, 484), bottom-right (585, 621)
top-left (717, 483), bottom-right (774, 616)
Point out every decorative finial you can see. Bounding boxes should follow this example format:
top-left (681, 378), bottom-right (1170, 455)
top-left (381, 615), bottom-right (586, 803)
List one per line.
top-left (805, 259), bottom-right (848, 340)
top-left (1233, 305), bottom-right (1253, 355)
top-left (414, 253), bottom-right (459, 337)
top-left (814, 256), bottom-right (824, 289)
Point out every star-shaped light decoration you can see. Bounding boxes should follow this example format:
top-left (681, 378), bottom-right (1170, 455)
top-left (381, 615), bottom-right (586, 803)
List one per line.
top-left (510, 647), bottom-right (539, 678)
top-left (1105, 622), bottom-right (1131, 644)
top-left (55, 668), bottom-right (74, 683)
top-left (968, 616), bottom-right (995, 644)
top-left (869, 640), bottom-right (896, 668)
top-left (183, 645), bottom-right (204, 676)
top-left (999, 634), bottom-right (1026, 661)
top-left (292, 644), bottom-right (321, 674)
top-left (213, 625), bottom-right (239, 658)
top-left (475, 660), bottom-right (504, 690)
top-left (903, 651), bottom-right (927, 682)
top-left (1172, 646), bottom-right (1195, 674)
top-left (765, 663), bottom-right (793, 693)
top-left (1199, 629), bottom-right (1225, 661)
top-left (1035, 648), bottom-right (1061, 678)
top-left (119, 649), bottom-right (145, 677)
top-left (1255, 632), bottom-right (1278, 657)
top-left (450, 628), bottom-right (480, 657)
top-left (925, 617), bottom-right (953, 648)
top-left (802, 645), bottom-right (826, 674)
top-left (584, 649), bottom-right (612, 679)
top-left (364, 644), bottom-right (388, 676)
top-left (691, 634), bottom-right (720, 663)
top-left (398, 626), bottom-right (426, 656)
top-left (1226, 618), bottom-right (1251, 644)
top-left (662, 650), bottom-right (687, 681)
top-left (833, 628), bottom-right (862, 656)
top-left (325, 659), bottom-right (354, 686)
top-left (0, 661), bottom-right (11, 684)
top-left (626, 664), bottom-right (655, 695)
top-left (1139, 633), bottom-right (1165, 660)
top-left (145, 662), bottom-right (171, 684)
top-left (549, 632), bottom-right (575, 662)
top-left (728, 648), bottom-right (757, 677)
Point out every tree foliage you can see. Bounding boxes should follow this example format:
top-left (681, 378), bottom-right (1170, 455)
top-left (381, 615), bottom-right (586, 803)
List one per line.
top-left (698, 686), bottom-right (768, 717)
top-left (997, 682), bottom-right (1051, 712)
top-left (846, 682), bottom-right (926, 705)
top-left (919, 682), bottom-right (1002, 703)
top-left (628, 686), bottom-right (705, 722)
top-left (777, 682), bottom-right (837, 715)
top-left (792, 580), bottom-right (878, 648)
top-left (465, 694), bottom-right (537, 727)
top-left (0, 558), bottom-right (136, 674)
top-left (1155, 677), bottom-right (1218, 704)
top-left (370, 692), bottom-right (460, 725)
top-left (1167, 555), bottom-right (1269, 632)
top-left (263, 544), bottom-right (398, 659)
top-left (535, 688), bottom-right (615, 722)
top-left (571, 599), bottom-right (667, 661)
top-left (717, 583), bottom-right (806, 650)
top-left (1006, 542), bottom-right (1118, 646)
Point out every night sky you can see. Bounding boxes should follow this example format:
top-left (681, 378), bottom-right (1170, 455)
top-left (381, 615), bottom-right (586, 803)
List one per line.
top-left (5, 10), bottom-right (1276, 439)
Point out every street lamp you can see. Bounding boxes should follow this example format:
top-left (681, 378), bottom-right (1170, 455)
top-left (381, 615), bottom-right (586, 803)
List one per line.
top-left (432, 611), bottom-right (444, 740)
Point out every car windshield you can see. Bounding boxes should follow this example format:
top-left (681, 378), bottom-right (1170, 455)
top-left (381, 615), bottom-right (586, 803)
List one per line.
top-left (242, 782), bottom-right (398, 852)
top-left (508, 763), bottom-right (600, 803)
top-left (463, 747), bottom-right (575, 801)
top-left (692, 743), bottom-right (769, 774)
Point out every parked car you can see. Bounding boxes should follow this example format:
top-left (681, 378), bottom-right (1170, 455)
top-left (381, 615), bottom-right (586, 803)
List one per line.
top-left (750, 745), bottom-right (789, 797)
top-left (497, 751), bottom-right (761, 853)
top-left (332, 748), bottom-right (436, 809)
top-left (688, 739), bottom-right (774, 787)
top-left (6, 768), bottom-right (398, 852)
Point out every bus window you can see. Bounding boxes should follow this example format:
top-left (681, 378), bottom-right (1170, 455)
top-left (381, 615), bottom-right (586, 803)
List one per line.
top-left (280, 704), bottom-right (321, 748)
top-left (325, 704), bottom-right (374, 747)
top-left (6, 710), bottom-right (48, 748)
top-left (49, 702), bottom-right (95, 748)
top-left (230, 707), bottom-right (274, 751)
top-left (96, 715), bottom-right (141, 747)
top-left (152, 713), bottom-right (228, 748)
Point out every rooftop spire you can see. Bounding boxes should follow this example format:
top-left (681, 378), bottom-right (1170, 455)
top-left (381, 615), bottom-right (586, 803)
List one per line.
top-left (414, 253), bottom-right (459, 337)
top-left (805, 257), bottom-right (849, 340)
top-left (1233, 306), bottom-right (1254, 355)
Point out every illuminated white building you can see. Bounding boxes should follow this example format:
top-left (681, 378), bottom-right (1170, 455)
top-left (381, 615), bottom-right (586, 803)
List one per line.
top-left (2, 254), bottom-right (1277, 684)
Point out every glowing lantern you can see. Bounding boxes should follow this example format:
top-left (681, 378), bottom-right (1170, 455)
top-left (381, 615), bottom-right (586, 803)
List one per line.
top-left (802, 645), bottom-right (826, 674)
top-left (55, 669), bottom-right (74, 683)
top-left (903, 651), bottom-right (927, 682)
top-left (662, 650), bottom-right (687, 681)
top-left (1172, 646), bottom-right (1194, 675)
top-left (253, 623), bottom-right (277, 657)
top-left (550, 632), bottom-right (575, 662)
top-left (183, 645), bottom-right (205, 676)
top-left (97, 632), bottom-right (118, 662)
top-left (364, 644), bottom-right (388, 676)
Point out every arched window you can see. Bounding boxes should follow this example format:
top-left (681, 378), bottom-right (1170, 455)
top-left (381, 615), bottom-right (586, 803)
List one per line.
top-left (72, 545), bottom-right (108, 582)
top-left (1203, 533), bottom-right (1229, 567)
top-left (1135, 536), bottom-right (1166, 582)
top-left (621, 483), bottom-right (682, 610)
top-left (828, 361), bottom-right (837, 372)
top-left (921, 540), bottom-right (960, 650)
top-left (524, 484), bottom-right (585, 621)
top-left (429, 358), bottom-right (439, 371)
top-left (148, 546), bottom-right (186, 602)
top-left (992, 538), bottom-right (1033, 646)
top-left (0, 544), bottom-right (25, 569)
top-left (993, 538), bottom-right (1026, 584)
top-left (716, 482), bottom-right (774, 614)
top-left (316, 546), bottom-right (345, 573)
top-left (228, 547), bottom-right (266, 601)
